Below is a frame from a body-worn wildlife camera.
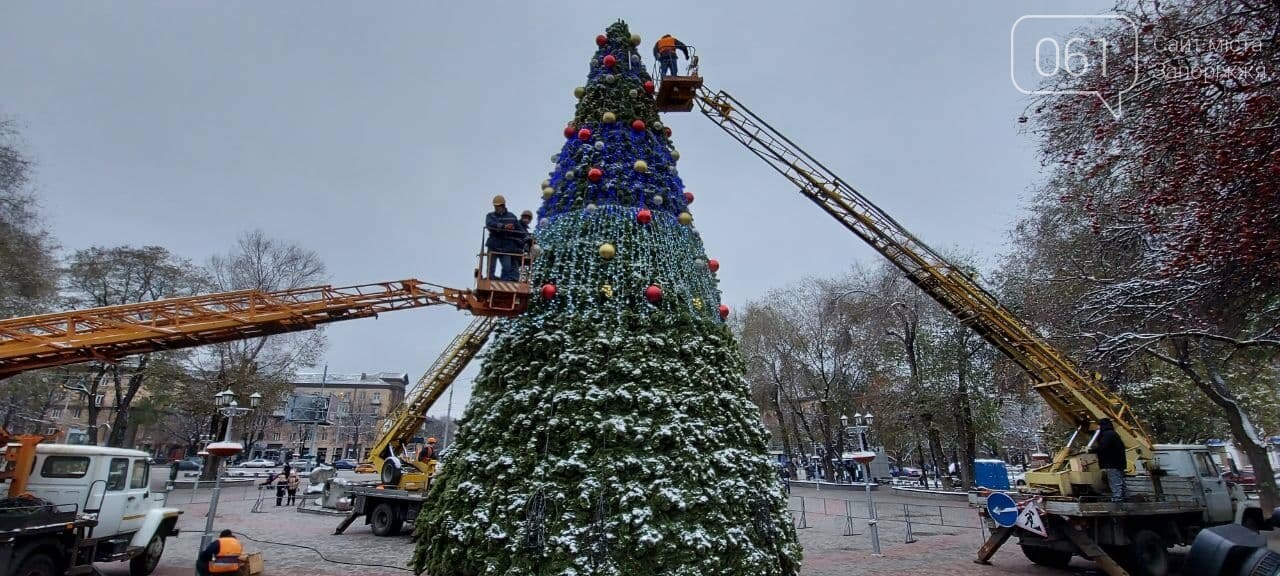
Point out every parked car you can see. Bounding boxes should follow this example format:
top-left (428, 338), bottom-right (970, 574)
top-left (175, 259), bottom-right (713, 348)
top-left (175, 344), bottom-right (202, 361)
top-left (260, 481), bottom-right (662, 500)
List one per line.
top-left (333, 458), bottom-right (357, 470)
top-left (175, 459), bottom-right (202, 471)
top-left (242, 458), bottom-right (278, 468)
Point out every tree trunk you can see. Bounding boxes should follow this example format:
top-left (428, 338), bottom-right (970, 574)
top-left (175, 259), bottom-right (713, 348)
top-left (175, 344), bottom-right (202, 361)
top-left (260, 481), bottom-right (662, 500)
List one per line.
top-left (954, 369), bottom-right (977, 490)
top-left (770, 389), bottom-right (794, 477)
top-left (926, 416), bottom-right (948, 490)
top-left (1163, 345), bottom-right (1278, 512)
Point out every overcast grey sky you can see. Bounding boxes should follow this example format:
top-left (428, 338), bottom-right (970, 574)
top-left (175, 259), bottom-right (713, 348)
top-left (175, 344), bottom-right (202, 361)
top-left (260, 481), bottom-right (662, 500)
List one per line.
top-left (2, 1), bottom-right (1112, 416)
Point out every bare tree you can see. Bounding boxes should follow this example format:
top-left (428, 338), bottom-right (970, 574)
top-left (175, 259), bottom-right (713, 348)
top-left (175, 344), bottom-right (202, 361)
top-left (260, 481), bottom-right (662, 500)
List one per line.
top-left (183, 230), bottom-right (327, 477)
top-left (63, 246), bottom-right (202, 446)
top-left (0, 116), bottom-right (57, 318)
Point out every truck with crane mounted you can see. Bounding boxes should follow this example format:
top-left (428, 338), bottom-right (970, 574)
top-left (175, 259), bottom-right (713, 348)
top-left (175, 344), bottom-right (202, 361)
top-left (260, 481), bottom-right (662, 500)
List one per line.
top-left (331, 316), bottom-right (496, 537)
top-left (0, 235), bottom-right (529, 574)
top-left (650, 58), bottom-right (1268, 576)
top-left (0, 47), bottom-right (1269, 576)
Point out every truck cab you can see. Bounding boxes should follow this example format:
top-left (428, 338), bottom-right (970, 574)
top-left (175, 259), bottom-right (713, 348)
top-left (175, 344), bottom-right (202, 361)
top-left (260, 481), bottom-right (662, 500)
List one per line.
top-left (2, 444), bottom-right (181, 576)
top-left (1151, 444), bottom-right (1236, 525)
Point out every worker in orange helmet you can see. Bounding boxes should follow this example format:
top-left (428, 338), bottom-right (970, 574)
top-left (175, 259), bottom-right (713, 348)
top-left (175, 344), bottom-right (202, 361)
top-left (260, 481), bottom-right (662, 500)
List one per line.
top-left (417, 437), bottom-right (438, 462)
top-left (653, 34), bottom-right (690, 77)
top-left (486, 195), bottom-right (523, 281)
top-left (197, 529), bottom-right (242, 576)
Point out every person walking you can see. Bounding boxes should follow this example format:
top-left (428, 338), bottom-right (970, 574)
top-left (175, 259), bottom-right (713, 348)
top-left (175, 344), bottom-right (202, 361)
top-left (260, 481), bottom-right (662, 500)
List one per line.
top-left (485, 196), bottom-right (523, 281)
top-left (286, 470), bottom-right (300, 506)
top-left (652, 34), bottom-right (690, 77)
top-left (196, 529), bottom-right (242, 576)
top-left (1090, 418), bottom-right (1128, 502)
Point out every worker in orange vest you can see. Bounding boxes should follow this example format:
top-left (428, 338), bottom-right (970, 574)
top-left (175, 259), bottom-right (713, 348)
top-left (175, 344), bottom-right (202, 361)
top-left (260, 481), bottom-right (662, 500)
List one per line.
top-left (197, 529), bottom-right (242, 576)
top-left (417, 437), bottom-right (438, 462)
top-left (652, 34), bottom-right (690, 77)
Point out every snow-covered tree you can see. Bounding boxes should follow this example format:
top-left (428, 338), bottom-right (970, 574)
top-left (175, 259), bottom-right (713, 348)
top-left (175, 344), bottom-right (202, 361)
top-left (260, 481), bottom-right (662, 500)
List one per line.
top-left (411, 21), bottom-right (800, 576)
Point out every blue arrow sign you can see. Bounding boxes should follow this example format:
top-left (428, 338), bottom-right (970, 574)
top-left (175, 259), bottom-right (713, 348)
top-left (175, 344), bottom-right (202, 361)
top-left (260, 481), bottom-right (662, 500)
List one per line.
top-left (987, 492), bottom-right (1019, 528)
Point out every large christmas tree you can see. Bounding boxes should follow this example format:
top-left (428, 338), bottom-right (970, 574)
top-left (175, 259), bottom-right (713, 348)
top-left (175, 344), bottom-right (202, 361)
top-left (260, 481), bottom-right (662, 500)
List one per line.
top-left (412, 21), bottom-right (801, 576)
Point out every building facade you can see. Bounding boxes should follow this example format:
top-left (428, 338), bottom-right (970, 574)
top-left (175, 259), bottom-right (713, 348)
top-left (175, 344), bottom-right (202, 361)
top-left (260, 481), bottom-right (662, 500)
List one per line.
top-left (249, 372), bottom-right (407, 463)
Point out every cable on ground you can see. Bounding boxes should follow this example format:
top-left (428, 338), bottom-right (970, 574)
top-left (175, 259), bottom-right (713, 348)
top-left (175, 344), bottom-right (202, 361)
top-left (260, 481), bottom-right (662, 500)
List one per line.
top-left (232, 530), bottom-right (414, 572)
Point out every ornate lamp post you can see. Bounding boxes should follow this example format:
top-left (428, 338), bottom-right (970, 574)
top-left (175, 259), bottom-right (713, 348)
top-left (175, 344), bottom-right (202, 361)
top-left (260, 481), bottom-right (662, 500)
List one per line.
top-left (200, 388), bottom-right (259, 549)
top-left (842, 412), bottom-right (880, 555)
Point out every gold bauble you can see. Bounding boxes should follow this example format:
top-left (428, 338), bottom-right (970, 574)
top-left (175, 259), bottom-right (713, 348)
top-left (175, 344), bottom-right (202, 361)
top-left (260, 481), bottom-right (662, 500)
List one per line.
top-left (631, 33), bottom-right (642, 46)
top-left (601, 284), bottom-right (614, 298)
top-left (598, 243), bottom-right (616, 260)
top-left (670, 149), bottom-right (680, 161)
top-left (633, 160), bottom-right (649, 173)
top-left (542, 187), bottom-right (554, 199)
top-left (678, 212), bottom-right (693, 225)
top-left (602, 111), bottom-right (617, 123)
top-left (574, 86), bottom-right (585, 99)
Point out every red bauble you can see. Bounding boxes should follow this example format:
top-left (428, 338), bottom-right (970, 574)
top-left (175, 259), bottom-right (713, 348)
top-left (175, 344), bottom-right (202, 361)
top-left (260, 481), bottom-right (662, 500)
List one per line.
top-left (718, 304), bottom-right (730, 319)
top-left (596, 34), bottom-right (607, 47)
top-left (578, 128), bottom-right (592, 141)
top-left (636, 209), bottom-right (653, 224)
top-left (588, 167), bottom-right (603, 182)
top-left (663, 127), bottom-right (672, 138)
top-left (643, 80), bottom-right (655, 94)
top-left (603, 54), bottom-right (617, 68)
top-left (563, 125), bottom-right (575, 138)
top-left (631, 119), bottom-right (646, 132)
top-left (708, 259), bottom-right (720, 273)
top-left (541, 284), bottom-right (557, 300)
top-left (644, 284), bottom-right (663, 303)
top-left (683, 191), bottom-right (694, 204)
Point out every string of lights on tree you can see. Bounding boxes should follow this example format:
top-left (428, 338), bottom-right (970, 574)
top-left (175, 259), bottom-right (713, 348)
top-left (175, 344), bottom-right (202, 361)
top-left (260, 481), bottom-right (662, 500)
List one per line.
top-left (528, 23), bottom-right (726, 324)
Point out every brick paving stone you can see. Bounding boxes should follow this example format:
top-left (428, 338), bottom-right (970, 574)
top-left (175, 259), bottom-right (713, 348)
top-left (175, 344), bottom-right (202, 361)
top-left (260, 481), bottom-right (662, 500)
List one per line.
top-left (103, 485), bottom-right (1274, 576)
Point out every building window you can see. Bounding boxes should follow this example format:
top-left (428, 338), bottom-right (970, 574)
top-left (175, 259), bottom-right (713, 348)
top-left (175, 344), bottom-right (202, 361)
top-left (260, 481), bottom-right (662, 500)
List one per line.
top-left (49, 408), bottom-right (62, 418)
top-left (272, 432), bottom-right (281, 441)
top-left (372, 392), bottom-right (381, 405)
top-left (319, 430), bottom-right (328, 441)
top-left (93, 394), bottom-right (105, 407)
top-left (71, 407), bottom-right (82, 418)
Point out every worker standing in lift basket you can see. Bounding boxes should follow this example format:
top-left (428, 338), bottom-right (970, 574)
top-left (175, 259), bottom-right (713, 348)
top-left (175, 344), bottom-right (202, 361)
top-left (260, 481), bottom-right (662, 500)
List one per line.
top-left (653, 34), bottom-right (689, 77)
top-left (485, 195), bottom-right (523, 281)
top-left (1091, 418), bottom-right (1128, 502)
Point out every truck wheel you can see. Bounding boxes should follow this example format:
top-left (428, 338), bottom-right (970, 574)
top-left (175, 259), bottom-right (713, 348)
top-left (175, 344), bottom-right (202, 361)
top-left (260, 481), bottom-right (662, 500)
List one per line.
top-left (1019, 545), bottom-right (1072, 568)
top-left (129, 534), bottom-right (165, 576)
top-left (1124, 529), bottom-right (1169, 576)
top-left (371, 503), bottom-right (403, 537)
top-left (11, 548), bottom-right (59, 576)
top-left (381, 461), bottom-right (402, 486)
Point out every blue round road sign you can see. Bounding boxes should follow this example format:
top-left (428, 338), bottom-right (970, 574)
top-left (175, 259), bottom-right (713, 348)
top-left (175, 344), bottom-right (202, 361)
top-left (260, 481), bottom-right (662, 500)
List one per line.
top-left (986, 492), bottom-right (1019, 528)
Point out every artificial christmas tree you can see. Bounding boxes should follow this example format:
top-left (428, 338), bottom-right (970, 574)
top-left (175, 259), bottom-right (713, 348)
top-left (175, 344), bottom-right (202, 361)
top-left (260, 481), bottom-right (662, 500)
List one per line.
top-left (411, 20), bottom-right (801, 576)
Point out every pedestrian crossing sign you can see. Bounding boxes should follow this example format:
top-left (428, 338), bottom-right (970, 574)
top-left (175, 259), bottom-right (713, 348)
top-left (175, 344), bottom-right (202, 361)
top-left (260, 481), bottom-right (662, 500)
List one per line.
top-left (1015, 499), bottom-right (1047, 537)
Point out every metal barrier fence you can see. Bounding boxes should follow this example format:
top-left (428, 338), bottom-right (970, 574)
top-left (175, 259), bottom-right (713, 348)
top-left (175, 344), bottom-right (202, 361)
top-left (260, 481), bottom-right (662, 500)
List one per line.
top-left (788, 494), bottom-right (986, 551)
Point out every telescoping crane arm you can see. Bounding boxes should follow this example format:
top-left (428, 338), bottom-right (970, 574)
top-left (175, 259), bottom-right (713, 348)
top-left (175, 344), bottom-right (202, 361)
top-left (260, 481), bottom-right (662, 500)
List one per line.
top-left (0, 279), bottom-right (506, 381)
top-left (691, 86), bottom-right (1153, 479)
top-left (369, 315), bottom-right (495, 488)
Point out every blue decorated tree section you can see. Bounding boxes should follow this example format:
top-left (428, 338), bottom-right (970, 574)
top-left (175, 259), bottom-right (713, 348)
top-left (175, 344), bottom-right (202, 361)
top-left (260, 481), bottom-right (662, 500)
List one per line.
top-left (412, 20), bottom-right (802, 576)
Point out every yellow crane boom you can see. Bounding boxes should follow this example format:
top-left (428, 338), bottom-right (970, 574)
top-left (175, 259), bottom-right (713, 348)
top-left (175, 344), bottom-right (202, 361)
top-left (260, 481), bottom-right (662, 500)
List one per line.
top-left (368, 315), bottom-right (496, 488)
top-left (690, 86), bottom-right (1152, 494)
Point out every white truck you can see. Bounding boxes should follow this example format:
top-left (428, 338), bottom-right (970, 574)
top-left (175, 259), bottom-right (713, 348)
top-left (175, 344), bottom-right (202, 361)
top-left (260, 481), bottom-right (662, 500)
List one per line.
top-left (1, 443), bottom-right (182, 576)
top-left (972, 443), bottom-right (1270, 576)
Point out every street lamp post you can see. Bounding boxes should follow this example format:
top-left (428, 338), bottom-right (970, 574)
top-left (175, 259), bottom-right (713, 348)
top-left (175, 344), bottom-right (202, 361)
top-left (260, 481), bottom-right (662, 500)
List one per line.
top-left (200, 389), bottom-right (259, 550)
top-left (842, 412), bottom-right (880, 556)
